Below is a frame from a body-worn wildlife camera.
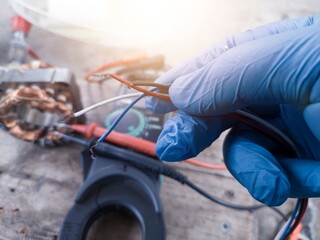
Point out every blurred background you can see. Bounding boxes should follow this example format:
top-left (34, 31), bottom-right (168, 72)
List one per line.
top-left (0, 0), bottom-right (320, 240)
top-left (8, 0), bottom-right (320, 64)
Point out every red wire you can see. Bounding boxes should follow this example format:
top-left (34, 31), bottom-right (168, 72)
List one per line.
top-left (78, 74), bottom-right (295, 172)
top-left (284, 198), bottom-right (308, 239)
top-left (295, 199), bottom-right (308, 230)
top-left (102, 74), bottom-right (308, 236)
top-left (185, 158), bottom-right (226, 170)
top-left (28, 48), bottom-right (40, 60)
top-left (70, 123), bottom-right (227, 170)
top-left (107, 73), bottom-right (171, 101)
top-left (289, 222), bottom-right (302, 240)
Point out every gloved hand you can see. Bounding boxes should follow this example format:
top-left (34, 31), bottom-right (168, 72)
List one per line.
top-left (146, 15), bottom-right (320, 206)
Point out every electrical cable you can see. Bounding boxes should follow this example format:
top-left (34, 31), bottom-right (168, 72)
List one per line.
top-left (70, 123), bottom-right (227, 170)
top-left (273, 210), bottom-right (298, 239)
top-left (232, 110), bottom-right (300, 156)
top-left (94, 73), bottom-right (170, 101)
top-left (97, 93), bottom-right (145, 143)
top-left (282, 199), bottom-right (308, 239)
top-left (69, 98), bottom-right (294, 170)
top-left (80, 93), bottom-right (226, 169)
top-left (292, 224), bottom-right (303, 240)
top-left (73, 93), bottom-right (141, 118)
top-left (89, 139), bottom-right (283, 213)
top-left (55, 132), bottom-right (89, 146)
top-left (275, 199), bottom-right (301, 240)
top-left (185, 158), bottom-right (226, 170)
top-left (127, 81), bottom-right (170, 92)
top-left (283, 199), bottom-right (302, 238)
top-left (183, 179), bottom-right (292, 214)
top-left (85, 74), bottom-right (305, 238)
top-left (28, 47), bottom-right (39, 60)
top-left (59, 132), bottom-right (287, 220)
top-left (184, 179), bottom-right (263, 211)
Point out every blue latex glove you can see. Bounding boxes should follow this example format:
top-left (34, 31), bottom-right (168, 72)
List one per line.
top-left (146, 15), bottom-right (320, 206)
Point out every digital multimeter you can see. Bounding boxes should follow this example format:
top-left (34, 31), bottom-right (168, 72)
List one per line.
top-left (105, 85), bottom-right (170, 143)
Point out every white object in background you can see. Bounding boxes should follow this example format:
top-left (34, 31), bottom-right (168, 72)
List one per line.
top-left (10, 0), bottom-right (192, 48)
top-left (48, 0), bottom-right (110, 28)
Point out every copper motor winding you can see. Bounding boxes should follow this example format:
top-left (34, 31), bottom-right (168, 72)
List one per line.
top-left (0, 67), bottom-right (85, 142)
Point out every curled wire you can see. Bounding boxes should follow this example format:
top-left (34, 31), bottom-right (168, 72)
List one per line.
top-left (93, 73), bottom-right (170, 101)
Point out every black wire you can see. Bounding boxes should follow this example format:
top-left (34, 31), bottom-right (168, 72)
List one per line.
top-left (183, 179), bottom-right (287, 221)
top-left (58, 133), bottom-right (89, 146)
top-left (272, 210), bottom-right (296, 239)
top-left (94, 138), bottom-right (286, 213)
top-left (61, 108), bottom-right (302, 236)
top-left (184, 179), bottom-right (264, 211)
top-left (60, 132), bottom-right (289, 220)
top-left (160, 166), bottom-right (287, 221)
top-left (180, 173), bottom-right (288, 221)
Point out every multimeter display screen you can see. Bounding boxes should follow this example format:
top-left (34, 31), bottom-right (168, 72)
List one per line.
top-left (105, 107), bottom-right (166, 143)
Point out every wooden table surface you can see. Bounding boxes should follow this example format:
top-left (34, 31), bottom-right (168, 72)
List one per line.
top-left (0, 128), bottom-right (260, 240)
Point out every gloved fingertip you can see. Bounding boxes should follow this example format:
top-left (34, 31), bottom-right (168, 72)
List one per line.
top-left (236, 171), bottom-right (290, 207)
top-left (155, 113), bottom-right (200, 161)
top-left (224, 130), bottom-right (291, 206)
top-left (155, 112), bottom-right (226, 161)
top-left (155, 130), bottom-right (192, 161)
